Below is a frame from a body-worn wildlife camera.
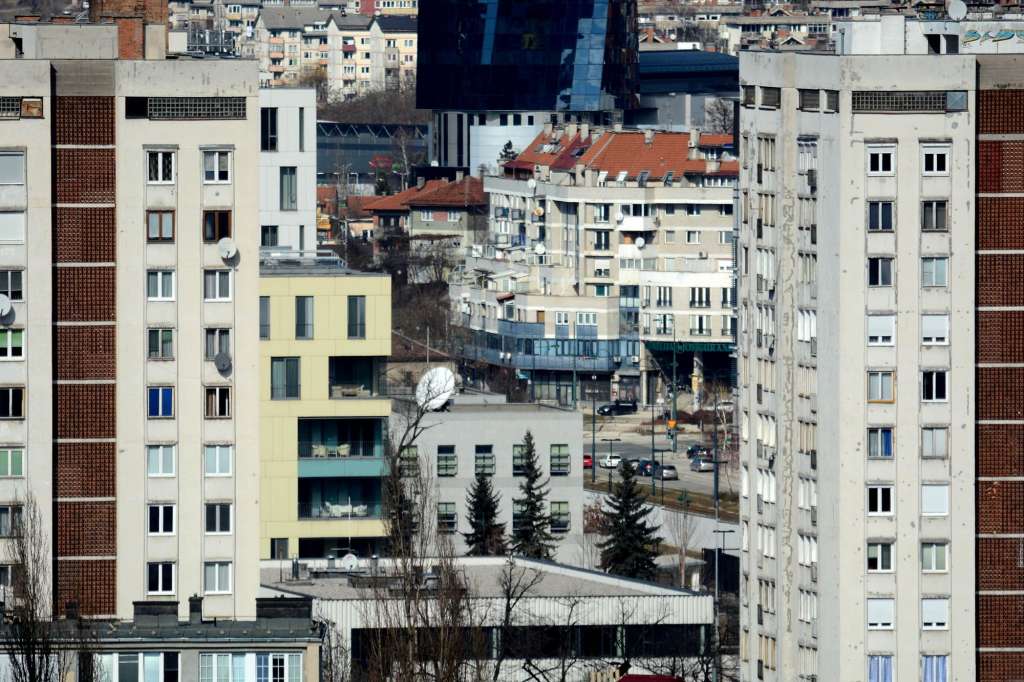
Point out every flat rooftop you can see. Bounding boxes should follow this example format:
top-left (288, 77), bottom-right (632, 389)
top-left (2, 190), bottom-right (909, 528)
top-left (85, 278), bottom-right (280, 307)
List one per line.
top-left (259, 248), bottom-right (383, 277)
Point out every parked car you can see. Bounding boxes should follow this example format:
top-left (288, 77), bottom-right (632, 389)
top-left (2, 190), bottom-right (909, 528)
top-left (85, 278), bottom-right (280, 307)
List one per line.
top-left (600, 454), bottom-right (622, 469)
top-left (655, 464), bottom-right (679, 480)
top-left (583, 453), bottom-right (593, 469)
top-left (627, 458), bottom-right (641, 471)
top-left (597, 400), bottom-right (638, 416)
top-left (689, 457), bottom-right (715, 472)
top-left (636, 459), bottom-right (655, 476)
top-left (686, 444), bottom-right (710, 458)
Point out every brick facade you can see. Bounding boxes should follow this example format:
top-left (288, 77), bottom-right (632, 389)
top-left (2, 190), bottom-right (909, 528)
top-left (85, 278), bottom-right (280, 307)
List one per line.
top-left (978, 595), bottom-right (1024, 647)
top-left (54, 148), bottom-right (115, 204)
top-left (977, 197), bottom-right (1024, 250)
top-left (977, 367), bottom-right (1024, 420)
top-left (56, 559), bottom-right (116, 616)
top-left (978, 652), bottom-right (1024, 681)
top-left (54, 97), bottom-right (114, 146)
top-left (977, 480), bottom-right (1024, 534)
top-left (978, 89), bottom-right (1024, 134)
top-left (978, 254), bottom-right (1024, 307)
top-left (977, 424), bottom-right (1024, 478)
top-left (54, 326), bottom-right (115, 380)
top-left (56, 501), bottom-right (116, 556)
top-left (55, 384), bottom-right (115, 439)
top-left (55, 443), bottom-right (116, 498)
top-left (977, 537), bottom-right (1024, 590)
top-left (54, 207), bottom-right (116, 263)
top-left (977, 311), bottom-right (1024, 363)
top-left (54, 267), bottom-right (115, 321)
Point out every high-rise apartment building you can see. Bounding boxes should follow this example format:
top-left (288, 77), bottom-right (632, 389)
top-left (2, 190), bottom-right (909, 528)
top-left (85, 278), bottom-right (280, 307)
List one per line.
top-left (0, 5), bottom-right (260, 620)
top-left (736, 13), bottom-right (1024, 681)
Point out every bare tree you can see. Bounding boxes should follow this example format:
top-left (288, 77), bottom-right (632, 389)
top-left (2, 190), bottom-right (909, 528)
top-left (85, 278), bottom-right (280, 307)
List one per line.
top-left (490, 558), bottom-right (544, 682)
top-left (664, 499), bottom-right (699, 589)
top-left (575, 501), bottom-right (606, 570)
top-left (297, 66), bottom-right (330, 104)
top-left (704, 98), bottom-right (735, 135)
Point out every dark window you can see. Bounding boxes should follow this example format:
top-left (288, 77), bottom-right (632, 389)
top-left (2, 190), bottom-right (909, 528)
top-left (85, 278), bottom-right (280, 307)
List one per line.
top-left (203, 211), bottom-right (231, 242)
top-left (163, 653), bottom-right (178, 682)
top-left (261, 107), bottom-right (278, 151)
top-left (204, 386), bottom-right (231, 418)
top-left (271, 357), bottom-right (300, 399)
top-left (118, 653), bottom-right (139, 682)
top-left (148, 504), bottom-right (174, 534)
top-left (280, 167), bottom-right (297, 210)
top-left (270, 538), bottom-right (289, 559)
top-left (868, 201), bottom-right (894, 231)
top-left (260, 297), bottom-right (271, 339)
top-left (126, 97), bottom-right (148, 118)
top-left (295, 296), bottom-right (314, 339)
top-left (205, 503), bottom-right (232, 533)
top-left (347, 295), bottom-right (366, 339)
top-left (261, 225), bottom-right (279, 246)
top-left (0, 387), bottom-right (24, 419)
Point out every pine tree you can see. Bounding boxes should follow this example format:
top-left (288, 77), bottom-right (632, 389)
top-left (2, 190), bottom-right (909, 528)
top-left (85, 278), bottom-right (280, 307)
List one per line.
top-left (510, 431), bottom-right (556, 559)
top-left (463, 472), bottom-right (508, 556)
top-left (498, 140), bottom-right (517, 163)
top-left (598, 460), bottom-right (661, 580)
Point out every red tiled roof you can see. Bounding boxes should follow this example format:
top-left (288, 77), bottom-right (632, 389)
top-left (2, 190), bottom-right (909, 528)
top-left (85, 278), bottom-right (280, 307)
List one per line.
top-left (505, 130), bottom-right (593, 172)
top-left (577, 131), bottom-right (737, 180)
top-left (699, 133), bottom-right (733, 147)
top-left (363, 180), bottom-right (447, 213)
top-left (406, 176), bottom-right (486, 208)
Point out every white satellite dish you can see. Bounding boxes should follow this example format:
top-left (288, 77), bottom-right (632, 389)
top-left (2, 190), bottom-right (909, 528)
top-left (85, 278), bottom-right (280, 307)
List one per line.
top-left (533, 206), bottom-right (545, 217)
top-left (214, 352), bottom-right (232, 373)
top-left (635, 237), bottom-right (646, 249)
top-left (339, 553), bottom-right (359, 570)
top-left (527, 178), bottom-right (537, 189)
top-left (0, 294), bottom-right (11, 318)
top-left (217, 237), bottom-right (238, 260)
top-left (534, 243), bottom-right (546, 256)
top-left (616, 211), bottom-right (625, 222)
top-left (416, 366), bottom-right (456, 411)
top-left (947, 0), bottom-right (967, 20)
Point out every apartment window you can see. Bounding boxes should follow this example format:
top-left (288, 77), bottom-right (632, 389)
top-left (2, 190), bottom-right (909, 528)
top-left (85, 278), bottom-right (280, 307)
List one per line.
top-left (295, 296), bottom-right (314, 339)
top-left (147, 210), bottom-right (174, 241)
top-left (921, 542), bottom-right (948, 572)
top-left (550, 501), bottom-right (570, 532)
top-left (147, 270), bottom-right (175, 301)
top-left (0, 271), bottom-right (22, 301)
top-left (261, 107), bottom-right (278, 151)
top-left (204, 328), bottom-right (230, 361)
top-left (420, 210), bottom-right (432, 222)
top-left (594, 204), bottom-right (609, 222)
top-left (475, 445), bottom-right (495, 476)
top-left (203, 150), bottom-right (231, 183)
top-left (867, 315), bottom-right (895, 345)
top-left (921, 200), bottom-right (947, 231)
top-left (868, 257), bottom-right (893, 286)
top-left (550, 444), bottom-right (570, 476)
top-left (798, 88), bottom-right (819, 111)
top-left (147, 562), bottom-right (175, 595)
top-left (347, 295), bottom-right (366, 339)
top-left (0, 152), bottom-right (25, 185)
top-left (867, 427), bottom-right (894, 458)
top-left (0, 505), bottom-right (21, 537)
top-left (867, 145), bottom-right (895, 175)
top-left (922, 144), bottom-right (949, 175)
top-left (260, 296), bottom-right (270, 339)
top-left (148, 328), bottom-right (174, 360)
top-left (922, 370), bottom-right (948, 402)
top-left (147, 387), bottom-right (174, 418)
top-left (921, 598), bottom-right (949, 629)
top-left (868, 655), bottom-right (893, 682)
top-left (867, 542), bottom-right (893, 572)
top-left (921, 484), bottom-right (949, 516)
top-left (445, 210), bottom-right (458, 222)
top-left (922, 427), bottom-right (948, 458)
top-left (0, 448), bottom-right (23, 478)
top-left (437, 445), bottom-right (456, 477)
top-left (270, 357), bottom-right (300, 399)
top-left (686, 230), bottom-right (701, 244)
top-left (760, 87), bottom-right (781, 109)
top-left (921, 314), bottom-right (949, 344)
top-left (922, 656), bottom-right (948, 682)
top-left (205, 386), bottom-right (231, 418)
top-left (261, 225), bottom-right (279, 247)
top-left (0, 213), bottom-right (24, 243)
top-left (148, 504), bottom-right (175, 535)
top-left (866, 598), bottom-right (894, 629)
top-left (867, 371), bottom-right (894, 402)
top-left (280, 167), bottom-right (297, 210)
top-left (203, 270), bottom-right (231, 301)
top-left (867, 485), bottom-right (893, 515)
top-left (147, 150), bottom-right (175, 184)
top-left (205, 503), bottom-right (232, 534)
top-left (147, 445), bottom-right (175, 476)
top-left (0, 327), bottom-right (23, 361)
top-left (511, 443), bottom-right (527, 477)
top-left (437, 502), bottom-right (457, 533)
top-left (204, 445), bottom-right (232, 476)
top-left (203, 562), bottom-right (231, 594)
top-left (867, 201), bottom-right (893, 231)
top-left (203, 210), bottom-right (231, 242)
top-left (921, 257), bottom-right (948, 287)
top-left (298, 107), bottom-right (305, 151)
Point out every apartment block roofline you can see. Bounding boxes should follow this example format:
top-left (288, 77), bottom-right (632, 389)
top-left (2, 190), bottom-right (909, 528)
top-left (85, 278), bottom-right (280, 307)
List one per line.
top-left (259, 247), bottom-right (383, 277)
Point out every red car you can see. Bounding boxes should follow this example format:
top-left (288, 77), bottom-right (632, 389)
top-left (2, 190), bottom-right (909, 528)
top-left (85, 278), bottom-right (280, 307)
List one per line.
top-left (583, 453), bottom-right (593, 469)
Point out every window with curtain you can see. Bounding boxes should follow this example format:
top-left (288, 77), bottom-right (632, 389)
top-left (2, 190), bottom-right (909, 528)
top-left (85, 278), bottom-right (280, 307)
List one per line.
top-left (868, 655), bottom-right (892, 682)
top-left (280, 167), bottom-right (297, 210)
top-left (922, 656), bottom-right (947, 682)
top-left (271, 357), bottom-right (300, 399)
top-left (295, 296), bottom-right (313, 339)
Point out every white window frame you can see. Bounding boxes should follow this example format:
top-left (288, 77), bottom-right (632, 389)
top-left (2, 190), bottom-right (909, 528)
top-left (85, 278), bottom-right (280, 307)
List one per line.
top-left (147, 270), bottom-right (175, 301)
top-left (146, 561), bottom-right (175, 595)
top-left (420, 209), bottom-right (432, 222)
top-left (205, 502), bottom-right (232, 535)
top-left (867, 314), bottom-right (895, 346)
top-left (922, 426), bottom-right (948, 459)
top-left (203, 270), bottom-right (232, 302)
top-left (0, 447), bottom-right (24, 478)
top-left (147, 444), bottom-right (176, 477)
top-left (866, 542), bottom-right (894, 573)
top-left (921, 597), bottom-right (949, 630)
top-left (867, 427), bottom-right (894, 458)
top-left (921, 541), bottom-right (948, 573)
top-left (921, 314), bottom-right (949, 345)
top-left (0, 329), bottom-right (24, 360)
top-left (922, 369), bottom-right (948, 403)
top-left (867, 485), bottom-right (894, 516)
top-left (867, 144), bottom-right (895, 176)
top-left (867, 371), bottom-right (894, 402)
top-left (446, 210), bottom-right (458, 222)
top-left (203, 150), bottom-right (232, 184)
top-left (921, 256), bottom-right (949, 287)
top-left (685, 230), bottom-right (701, 244)
top-left (203, 561), bottom-right (232, 594)
top-left (921, 484), bottom-right (949, 516)
top-left (204, 444), bottom-right (233, 476)
top-left (921, 144), bottom-right (950, 176)
top-left (147, 503), bottom-right (176, 536)
top-left (0, 152), bottom-right (25, 186)
top-left (147, 150), bottom-right (176, 185)
top-left (866, 597), bottom-right (895, 630)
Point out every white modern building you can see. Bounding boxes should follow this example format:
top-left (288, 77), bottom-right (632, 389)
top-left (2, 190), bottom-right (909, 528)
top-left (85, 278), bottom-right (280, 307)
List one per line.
top-left (735, 13), bottom-right (1024, 681)
top-left (259, 87), bottom-right (318, 251)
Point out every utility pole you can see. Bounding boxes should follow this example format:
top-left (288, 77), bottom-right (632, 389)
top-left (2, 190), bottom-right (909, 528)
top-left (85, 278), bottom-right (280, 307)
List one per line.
top-left (671, 328), bottom-right (678, 452)
top-left (601, 437), bottom-right (621, 492)
top-left (591, 374), bottom-right (598, 483)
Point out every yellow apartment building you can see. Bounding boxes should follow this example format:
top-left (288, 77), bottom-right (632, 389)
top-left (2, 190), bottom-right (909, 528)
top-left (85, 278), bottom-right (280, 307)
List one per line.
top-left (259, 252), bottom-right (391, 559)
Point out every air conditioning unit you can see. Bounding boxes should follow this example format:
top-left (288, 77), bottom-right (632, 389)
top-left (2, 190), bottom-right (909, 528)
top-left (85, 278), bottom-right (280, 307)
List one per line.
top-left (810, 565), bottom-right (818, 582)
top-left (630, 355), bottom-right (640, 365)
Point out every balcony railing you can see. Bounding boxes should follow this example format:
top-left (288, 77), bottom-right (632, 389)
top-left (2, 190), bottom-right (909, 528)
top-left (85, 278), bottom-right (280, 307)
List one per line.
top-left (299, 440), bottom-right (382, 458)
top-left (298, 501), bottom-right (382, 520)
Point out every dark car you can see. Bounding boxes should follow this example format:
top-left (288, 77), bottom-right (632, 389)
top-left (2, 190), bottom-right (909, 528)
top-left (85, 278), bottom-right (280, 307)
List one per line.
top-left (597, 400), bottom-right (638, 416)
top-left (686, 443), bottom-right (710, 458)
top-left (626, 458), bottom-right (642, 471)
top-left (636, 459), bottom-right (655, 476)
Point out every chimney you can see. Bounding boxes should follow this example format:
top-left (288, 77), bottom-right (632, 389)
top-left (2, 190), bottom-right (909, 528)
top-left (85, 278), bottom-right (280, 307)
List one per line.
top-left (565, 123), bottom-right (578, 140)
top-left (644, 129), bottom-right (655, 146)
top-left (580, 123), bottom-right (590, 140)
top-left (416, 176), bottom-right (425, 189)
top-left (543, 121), bottom-right (553, 137)
top-left (688, 128), bottom-right (701, 160)
top-left (188, 595), bottom-right (203, 625)
top-left (613, 123), bottom-right (623, 133)
top-left (455, 170), bottom-right (465, 181)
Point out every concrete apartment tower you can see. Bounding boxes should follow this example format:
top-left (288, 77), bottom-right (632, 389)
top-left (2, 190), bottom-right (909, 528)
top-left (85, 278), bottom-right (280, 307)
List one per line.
top-left (0, 2), bottom-right (260, 620)
top-left (737, 13), bottom-right (1024, 682)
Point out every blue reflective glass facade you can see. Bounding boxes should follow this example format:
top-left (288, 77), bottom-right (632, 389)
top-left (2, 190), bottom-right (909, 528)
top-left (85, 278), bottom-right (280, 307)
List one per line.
top-left (417, 0), bottom-right (638, 112)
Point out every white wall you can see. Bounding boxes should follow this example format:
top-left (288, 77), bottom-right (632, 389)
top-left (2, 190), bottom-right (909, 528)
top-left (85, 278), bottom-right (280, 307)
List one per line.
top-left (259, 88), bottom-right (318, 250)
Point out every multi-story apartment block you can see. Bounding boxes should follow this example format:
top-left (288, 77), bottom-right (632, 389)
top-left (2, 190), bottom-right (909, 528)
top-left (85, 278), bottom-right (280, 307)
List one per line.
top-left (0, 2), bottom-right (260, 621)
top-left (246, 8), bottom-right (416, 97)
top-left (736, 13), bottom-right (1024, 681)
top-left (259, 88), bottom-right (318, 251)
top-left (259, 254), bottom-right (392, 560)
top-left (451, 124), bottom-right (737, 405)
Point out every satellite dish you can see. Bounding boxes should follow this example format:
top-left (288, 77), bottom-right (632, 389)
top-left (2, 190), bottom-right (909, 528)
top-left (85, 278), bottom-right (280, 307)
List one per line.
top-left (214, 352), bottom-right (232, 373)
top-left (616, 211), bottom-right (625, 222)
top-left (217, 237), bottom-right (237, 260)
top-left (0, 295), bottom-right (11, 317)
top-left (533, 206), bottom-right (545, 217)
top-left (416, 367), bottom-right (455, 411)
top-left (947, 0), bottom-right (967, 20)
top-left (635, 237), bottom-right (646, 249)
top-left (534, 243), bottom-right (546, 256)
top-left (495, 250), bottom-right (504, 260)
top-left (527, 178), bottom-right (537, 189)
top-left (339, 553), bottom-right (359, 570)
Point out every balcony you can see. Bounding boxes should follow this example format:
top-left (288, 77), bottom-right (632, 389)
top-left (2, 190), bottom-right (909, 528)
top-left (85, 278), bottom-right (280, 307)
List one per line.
top-left (298, 418), bottom-right (385, 461)
top-left (342, 43), bottom-right (356, 53)
top-left (298, 478), bottom-right (382, 520)
top-left (328, 357), bottom-right (385, 399)
top-left (269, 64), bottom-right (285, 73)
top-left (618, 215), bottom-right (659, 231)
top-left (269, 51), bottom-right (284, 59)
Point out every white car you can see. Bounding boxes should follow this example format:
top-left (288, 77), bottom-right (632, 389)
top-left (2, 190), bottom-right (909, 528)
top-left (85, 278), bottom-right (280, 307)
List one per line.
top-left (600, 454), bottom-right (622, 469)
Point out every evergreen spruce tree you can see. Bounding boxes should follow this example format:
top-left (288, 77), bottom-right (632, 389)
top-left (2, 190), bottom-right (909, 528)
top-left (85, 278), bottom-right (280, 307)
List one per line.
top-left (598, 460), bottom-right (661, 580)
top-left (463, 472), bottom-right (508, 556)
top-left (510, 431), bottom-right (556, 559)
top-left (498, 140), bottom-right (517, 163)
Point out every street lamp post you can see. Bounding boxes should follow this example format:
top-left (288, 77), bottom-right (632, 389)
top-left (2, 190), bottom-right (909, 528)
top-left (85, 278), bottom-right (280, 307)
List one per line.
top-left (711, 527), bottom-right (736, 682)
top-left (591, 374), bottom-right (598, 483)
top-left (601, 437), bottom-right (621, 492)
top-left (653, 447), bottom-right (671, 500)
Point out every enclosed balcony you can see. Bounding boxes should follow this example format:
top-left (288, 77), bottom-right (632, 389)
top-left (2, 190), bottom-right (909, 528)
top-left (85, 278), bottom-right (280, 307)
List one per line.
top-left (328, 357), bottom-right (385, 399)
top-left (298, 418), bottom-right (385, 477)
top-left (297, 478), bottom-right (383, 520)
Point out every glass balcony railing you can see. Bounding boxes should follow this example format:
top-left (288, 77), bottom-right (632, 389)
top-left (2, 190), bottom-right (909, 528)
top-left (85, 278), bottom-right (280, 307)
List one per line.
top-left (298, 440), bottom-right (382, 458)
top-left (297, 501), bottom-right (383, 520)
